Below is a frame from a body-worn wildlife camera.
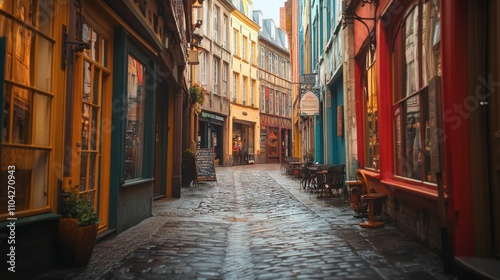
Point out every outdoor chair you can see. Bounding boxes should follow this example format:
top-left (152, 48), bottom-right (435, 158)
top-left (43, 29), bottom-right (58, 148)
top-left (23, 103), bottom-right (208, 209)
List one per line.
top-left (324, 164), bottom-right (346, 203)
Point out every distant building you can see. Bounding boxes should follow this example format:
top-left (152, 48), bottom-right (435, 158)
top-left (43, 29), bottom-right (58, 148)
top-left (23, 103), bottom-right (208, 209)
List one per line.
top-left (253, 11), bottom-right (292, 163)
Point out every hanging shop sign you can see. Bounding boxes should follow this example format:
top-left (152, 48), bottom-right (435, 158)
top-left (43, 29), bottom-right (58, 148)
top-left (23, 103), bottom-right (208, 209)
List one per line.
top-left (300, 91), bottom-right (319, 116)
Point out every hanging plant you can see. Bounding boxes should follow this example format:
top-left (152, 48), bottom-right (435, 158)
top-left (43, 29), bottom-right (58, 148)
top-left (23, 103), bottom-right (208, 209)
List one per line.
top-left (189, 83), bottom-right (206, 105)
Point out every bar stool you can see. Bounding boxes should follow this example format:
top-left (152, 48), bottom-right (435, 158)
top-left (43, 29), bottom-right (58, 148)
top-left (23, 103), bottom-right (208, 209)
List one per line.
top-left (359, 193), bottom-right (387, 228)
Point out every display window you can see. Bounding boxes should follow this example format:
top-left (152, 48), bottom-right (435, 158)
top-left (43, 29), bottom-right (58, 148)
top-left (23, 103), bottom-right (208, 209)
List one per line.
top-left (392, 1), bottom-right (441, 183)
top-left (0, 0), bottom-right (55, 219)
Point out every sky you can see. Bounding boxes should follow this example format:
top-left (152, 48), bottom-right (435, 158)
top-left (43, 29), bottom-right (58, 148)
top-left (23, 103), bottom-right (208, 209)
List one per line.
top-left (252, 0), bottom-right (286, 25)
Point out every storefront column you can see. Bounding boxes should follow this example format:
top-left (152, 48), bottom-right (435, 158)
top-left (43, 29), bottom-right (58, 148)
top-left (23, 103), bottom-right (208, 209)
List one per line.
top-left (172, 90), bottom-right (184, 198)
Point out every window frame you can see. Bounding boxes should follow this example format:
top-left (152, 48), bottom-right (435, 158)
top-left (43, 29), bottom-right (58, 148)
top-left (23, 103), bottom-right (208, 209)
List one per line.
top-left (391, 2), bottom-right (441, 184)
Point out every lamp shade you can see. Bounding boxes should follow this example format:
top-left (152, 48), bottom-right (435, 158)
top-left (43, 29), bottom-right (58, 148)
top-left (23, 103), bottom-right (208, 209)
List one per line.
top-left (188, 49), bottom-right (199, 65)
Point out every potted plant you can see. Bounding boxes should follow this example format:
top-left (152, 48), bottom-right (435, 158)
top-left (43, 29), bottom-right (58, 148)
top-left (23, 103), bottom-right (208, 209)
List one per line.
top-left (56, 192), bottom-right (99, 267)
top-left (189, 83), bottom-right (206, 105)
top-left (182, 148), bottom-right (196, 187)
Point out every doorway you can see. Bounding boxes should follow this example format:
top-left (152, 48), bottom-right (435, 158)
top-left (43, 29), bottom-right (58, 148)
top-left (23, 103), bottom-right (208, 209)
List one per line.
top-left (71, 20), bottom-right (112, 233)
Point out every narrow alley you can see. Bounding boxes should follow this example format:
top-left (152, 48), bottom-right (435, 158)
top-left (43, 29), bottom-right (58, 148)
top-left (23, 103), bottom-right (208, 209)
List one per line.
top-left (41, 164), bottom-right (455, 280)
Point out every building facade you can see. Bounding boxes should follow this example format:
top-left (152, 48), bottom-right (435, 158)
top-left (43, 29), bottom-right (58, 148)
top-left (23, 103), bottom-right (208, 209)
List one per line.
top-left (253, 11), bottom-right (292, 164)
top-left (316, 0), bottom-right (346, 167)
top-left (343, 0), bottom-right (500, 276)
top-left (229, 0), bottom-right (260, 165)
top-left (0, 0), bottom-right (191, 277)
top-left (193, 0), bottom-right (234, 166)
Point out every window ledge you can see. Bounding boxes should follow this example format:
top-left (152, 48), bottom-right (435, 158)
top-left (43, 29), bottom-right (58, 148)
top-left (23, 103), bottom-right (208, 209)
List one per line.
top-left (0, 213), bottom-right (61, 229)
top-left (122, 178), bottom-right (154, 188)
top-left (380, 178), bottom-right (442, 201)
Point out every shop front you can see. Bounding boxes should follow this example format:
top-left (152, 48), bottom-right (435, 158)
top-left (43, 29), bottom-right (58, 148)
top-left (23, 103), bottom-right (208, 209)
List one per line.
top-left (232, 121), bottom-right (254, 165)
top-left (259, 114), bottom-right (292, 163)
top-left (199, 111), bottom-right (225, 166)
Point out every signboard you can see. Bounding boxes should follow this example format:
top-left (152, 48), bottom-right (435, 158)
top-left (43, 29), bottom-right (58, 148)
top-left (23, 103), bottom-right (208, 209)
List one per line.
top-left (195, 148), bottom-right (217, 181)
top-left (300, 91), bottom-right (319, 116)
top-left (300, 74), bottom-right (317, 85)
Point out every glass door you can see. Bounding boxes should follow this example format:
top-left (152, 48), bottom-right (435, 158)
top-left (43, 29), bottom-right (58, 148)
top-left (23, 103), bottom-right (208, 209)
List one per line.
top-left (71, 21), bottom-right (111, 232)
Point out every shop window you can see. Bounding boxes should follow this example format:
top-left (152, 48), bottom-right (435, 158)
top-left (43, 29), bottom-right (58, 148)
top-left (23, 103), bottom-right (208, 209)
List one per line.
top-left (268, 130), bottom-right (278, 156)
top-left (392, 2), bottom-right (441, 183)
top-left (125, 55), bottom-right (146, 180)
top-left (0, 0), bottom-right (54, 218)
top-left (364, 48), bottom-right (379, 171)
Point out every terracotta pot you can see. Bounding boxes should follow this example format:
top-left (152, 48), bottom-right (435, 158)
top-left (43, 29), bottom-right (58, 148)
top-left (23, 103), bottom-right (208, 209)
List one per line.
top-left (56, 218), bottom-right (97, 267)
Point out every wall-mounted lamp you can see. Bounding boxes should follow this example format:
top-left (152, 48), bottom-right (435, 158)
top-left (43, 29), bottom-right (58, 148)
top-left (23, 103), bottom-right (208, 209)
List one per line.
top-left (187, 49), bottom-right (199, 65)
top-left (192, 33), bottom-right (204, 46)
top-left (61, 25), bottom-right (91, 69)
top-left (193, 19), bottom-right (203, 30)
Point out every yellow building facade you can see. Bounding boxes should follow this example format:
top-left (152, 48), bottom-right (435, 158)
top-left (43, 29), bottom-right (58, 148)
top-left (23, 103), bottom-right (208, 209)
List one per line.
top-left (229, 0), bottom-right (260, 165)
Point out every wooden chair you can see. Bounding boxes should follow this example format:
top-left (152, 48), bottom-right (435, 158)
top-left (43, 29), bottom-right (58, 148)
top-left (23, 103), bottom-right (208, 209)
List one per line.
top-left (324, 165), bottom-right (346, 202)
top-left (347, 170), bottom-right (387, 228)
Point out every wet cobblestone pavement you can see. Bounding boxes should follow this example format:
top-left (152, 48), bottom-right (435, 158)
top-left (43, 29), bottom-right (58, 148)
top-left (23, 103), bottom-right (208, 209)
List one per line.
top-left (39, 164), bottom-right (457, 280)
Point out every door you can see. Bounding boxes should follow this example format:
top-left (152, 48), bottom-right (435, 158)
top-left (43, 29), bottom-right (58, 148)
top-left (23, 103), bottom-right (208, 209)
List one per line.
top-left (71, 20), bottom-right (112, 233)
top-left (488, 0), bottom-right (500, 257)
top-left (154, 84), bottom-right (165, 198)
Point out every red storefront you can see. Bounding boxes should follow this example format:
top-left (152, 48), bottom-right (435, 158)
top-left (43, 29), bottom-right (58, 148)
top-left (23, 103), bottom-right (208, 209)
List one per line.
top-left (346, 0), bottom-right (500, 276)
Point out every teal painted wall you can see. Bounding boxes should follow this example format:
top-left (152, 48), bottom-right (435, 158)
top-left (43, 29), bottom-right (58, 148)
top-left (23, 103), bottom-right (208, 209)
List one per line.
top-left (326, 77), bottom-right (345, 165)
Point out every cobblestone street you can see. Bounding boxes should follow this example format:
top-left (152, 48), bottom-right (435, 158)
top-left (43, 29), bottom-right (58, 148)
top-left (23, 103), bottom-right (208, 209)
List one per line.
top-left (41, 164), bottom-right (456, 280)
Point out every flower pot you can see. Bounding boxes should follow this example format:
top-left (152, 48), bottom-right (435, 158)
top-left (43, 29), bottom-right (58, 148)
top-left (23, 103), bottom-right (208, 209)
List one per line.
top-left (56, 218), bottom-right (98, 267)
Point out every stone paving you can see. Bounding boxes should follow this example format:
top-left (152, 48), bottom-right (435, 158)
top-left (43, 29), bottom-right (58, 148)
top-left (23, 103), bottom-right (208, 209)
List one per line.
top-left (38, 164), bottom-right (457, 280)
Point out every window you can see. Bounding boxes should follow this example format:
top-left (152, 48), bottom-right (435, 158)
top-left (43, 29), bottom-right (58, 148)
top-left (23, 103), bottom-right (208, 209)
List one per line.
top-left (274, 54), bottom-right (278, 75)
top-left (392, 2), bottom-right (441, 182)
top-left (1, 0), bottom-right (55, 217)
top-left (250, 80), bottom-right (255, 106)
top-left (250, 41), bottom-right (254, 64)
top-left (364, 48), bottom-right (379, 171)
top-left (233, 29), bottom-right (238, 54)
top-left (282, 92), bottom-right (286, 116)
top-left (242, 76), bottom-right (247, 104)
top-left (125, 55), bottom-right (147, 179)
top-left (260, 46), bottom-right (265, 67)
top-left (269, 89), bottom-right (274, 113)
top-left (223, 63), bottom-right (228, 97)
top-left (242, 36), bottom-right (247, 60)
top-left (268, 52), bottom-right (272, 72)
top-left (213, 57), bottom-right (219, 95)
top-left (261, 86), bottom-right (266, 112)
top-left (232, 73), bottom-right (237, 101)
top-left (213, 6), bottom-right (219, 43)
top-left (275, 90), bottom-right (280, 115)
top-left (200, 51), bottom-right (207, 85)
top-left (223, 15), bottom-right (228, 48)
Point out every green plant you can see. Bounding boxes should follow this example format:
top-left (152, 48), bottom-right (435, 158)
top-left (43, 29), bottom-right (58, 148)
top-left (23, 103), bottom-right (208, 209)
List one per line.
top-left (60, 193), bottom-right (99, 226)
top-left (190, 83), bottom-right (206, 105)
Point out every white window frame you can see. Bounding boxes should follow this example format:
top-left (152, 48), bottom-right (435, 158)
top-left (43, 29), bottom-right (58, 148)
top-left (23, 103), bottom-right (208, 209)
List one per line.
top-left (223, 15), bottom-right (228, 49)
top-left (213, 6), bottom-right (219, 43)
top-left (261, 86), bottom-right (265, 112)
top-left (213, 57), bottom-right (219, 95)
top-left (201, 51), bottom-right (207, 85)
top-left (223, 63), bottom-right (228, 97)
top-left (242, 76), bottom-right (247, 104)
top-left (233, 73), bottom-right (237, 101)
